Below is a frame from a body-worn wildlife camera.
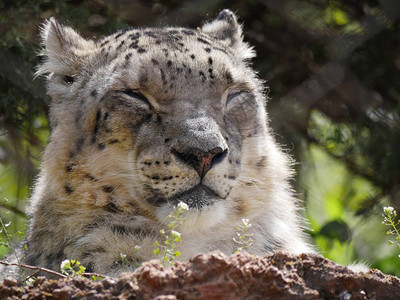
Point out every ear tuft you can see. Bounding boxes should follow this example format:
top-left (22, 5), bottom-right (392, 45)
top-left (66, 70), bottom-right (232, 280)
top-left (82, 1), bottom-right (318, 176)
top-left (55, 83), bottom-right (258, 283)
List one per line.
top-left (36, 18), bottom-right (96, 77)
top-left (201, 9), bottom-right (255, 60)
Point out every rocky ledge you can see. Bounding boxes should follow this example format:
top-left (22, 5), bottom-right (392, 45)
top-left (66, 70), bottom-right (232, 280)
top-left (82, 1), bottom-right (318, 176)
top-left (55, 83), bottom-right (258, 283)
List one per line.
top-left (1, 251), bottom-right (399, 299)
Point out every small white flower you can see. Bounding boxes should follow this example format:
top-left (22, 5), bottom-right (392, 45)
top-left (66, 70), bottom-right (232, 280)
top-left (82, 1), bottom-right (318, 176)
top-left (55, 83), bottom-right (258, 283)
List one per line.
top-left (60, 259), bottom-right (71, 270)
top-left (171, 230), bottom-right (181, 238)
top-left (120, 253), bottom-right (127, 259)
top-left (384, 207), bottom-right (395, 215)
top-left (177, 201), bottom-right (189, 211)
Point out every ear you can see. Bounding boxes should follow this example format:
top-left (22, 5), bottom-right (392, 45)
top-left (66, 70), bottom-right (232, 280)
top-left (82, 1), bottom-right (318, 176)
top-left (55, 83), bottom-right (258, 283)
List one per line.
top-left (36, 18), bottom-right (97, 78)
top-left (201, 9), bottom-right (255, 60)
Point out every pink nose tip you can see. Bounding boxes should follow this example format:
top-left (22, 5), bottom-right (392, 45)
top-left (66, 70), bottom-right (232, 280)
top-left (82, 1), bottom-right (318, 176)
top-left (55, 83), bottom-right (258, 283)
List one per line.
top-left (172, 147), bottom-right (227, 178)
top-left (190, 147), bottom-right (224, 178)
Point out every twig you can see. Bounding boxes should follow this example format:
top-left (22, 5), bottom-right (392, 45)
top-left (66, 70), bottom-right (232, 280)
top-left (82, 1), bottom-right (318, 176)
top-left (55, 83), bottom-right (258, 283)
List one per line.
top-left (23, 270), bottom-right (41, 282)
top-left (0, 261), bottom-right (66, 278)
top-left (0, 261), bottom-right (108, 281)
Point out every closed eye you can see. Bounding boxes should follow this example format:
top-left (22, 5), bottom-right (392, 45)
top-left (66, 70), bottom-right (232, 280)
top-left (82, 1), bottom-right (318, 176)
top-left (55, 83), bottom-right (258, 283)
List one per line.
top-left (227, 90), bottom-right (250, 105)
top-left (121, 89), bottom-right (151, 107)
top-left (227, 91), bottom-right (245, 103)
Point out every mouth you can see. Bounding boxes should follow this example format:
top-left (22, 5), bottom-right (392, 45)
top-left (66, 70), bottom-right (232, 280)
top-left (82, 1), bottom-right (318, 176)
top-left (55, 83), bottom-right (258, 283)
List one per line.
top-left (147, 184), bottom-right (222, 209)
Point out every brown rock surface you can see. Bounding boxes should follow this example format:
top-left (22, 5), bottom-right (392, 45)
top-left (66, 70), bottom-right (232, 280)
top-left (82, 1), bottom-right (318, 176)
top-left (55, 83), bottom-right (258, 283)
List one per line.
top-left (1, 251), bottom-right (399, 299)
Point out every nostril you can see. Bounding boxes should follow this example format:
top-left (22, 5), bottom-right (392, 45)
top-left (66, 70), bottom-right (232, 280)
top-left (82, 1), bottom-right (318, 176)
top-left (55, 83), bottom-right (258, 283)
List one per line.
top-left (210, 148), bottom-right (228, 168)
top-left (171, 147), bottom-right (228, 178)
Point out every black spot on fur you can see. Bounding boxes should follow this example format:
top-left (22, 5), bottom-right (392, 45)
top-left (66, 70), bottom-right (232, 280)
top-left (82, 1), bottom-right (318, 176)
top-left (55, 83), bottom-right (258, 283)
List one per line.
top-left (129, 32), bottom-right (141, 40)
top-left (190, 54), bottom-right (195, 59)
top-left (64, 184), bottom-right (74, 194)
top-left (103, 186), bottom-right (115, 193)
top-left (76, 137), bottom-right (85, 152)
top-left (115, 31), bottom-right (125, 39)
top-left (199, 71), bottom-right (206, 81)
top-left (160, 69), bottom-right (167, 85)
top-left (69, 151), bottom-right (75, 159)
top-left (151, 58), bottom-right (159, 65)
top-left (116, 40), bottom-right (125, 50)
top-left (98, 143), bottom-right (106, 150)
top-left (225, 72), bottom-right (233, 84)
top-left (65, 164), bottom-right (74, 172)
top-left (108, 139), bottom-right (120, 144)
top-left (167, 60), bottom-right (172, 67)
top-left (151, 176), bottom-right (160, 180)
top-left (137, 48), bottom-right (146, 54)
top-left (125, 53), bottom-right (133, 60)
top-left (164, 138), bottom-right (170, 143)
top-left (100, 40), bottom-right (109, 47)
top-left (144, 31), bottom-right (157, 38)
top-left (169, 30), bottom-right (179, 34)
top-left (204, 47), bottom-right (211, 53)
top-left (197, 37), bottom-right (211, 45)
top-left (85, 174), bottom-right (97, 181)
top-left (104, 200), bottom-right (121, 213)
top-left (228, 176), bottom-right (237, 180)
top-left (208, 68), bottom-right (215, 79)
top-left (129, 41), bottom-right (139, 49)
top-left (91, 89), bottom-right (98, 97)
top-left (208, 57), bottom-right (213, 65)
top-left (94, 109), bottom-right (102, 135)
top-left (182, 29), bottom-right (195, 36)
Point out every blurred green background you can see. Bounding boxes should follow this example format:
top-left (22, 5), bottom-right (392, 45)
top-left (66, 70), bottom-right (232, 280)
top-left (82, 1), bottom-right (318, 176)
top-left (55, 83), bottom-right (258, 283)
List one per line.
top-left (0, 0), bottom-right (399, 276)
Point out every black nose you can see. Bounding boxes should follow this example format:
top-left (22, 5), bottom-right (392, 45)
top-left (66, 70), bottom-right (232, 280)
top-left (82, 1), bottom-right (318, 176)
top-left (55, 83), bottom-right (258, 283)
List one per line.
top-left (172, 147), bottom-right (228, 178)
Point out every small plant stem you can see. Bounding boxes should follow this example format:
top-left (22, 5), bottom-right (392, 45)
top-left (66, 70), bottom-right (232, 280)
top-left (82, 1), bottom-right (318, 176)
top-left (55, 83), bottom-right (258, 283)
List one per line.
top-left (388, 214), bottom-right (400, 237)
top-left (0, 217), bottom-right (20, 266)
top-left (23, 270), bottom-right (41, 282)
top-left (0, 261), bottom-right (66, 278)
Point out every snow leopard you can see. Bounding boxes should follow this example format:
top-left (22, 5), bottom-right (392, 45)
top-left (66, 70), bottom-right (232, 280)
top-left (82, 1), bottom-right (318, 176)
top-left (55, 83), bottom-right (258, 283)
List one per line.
top-left (22, 9), bottom-right (312, 276)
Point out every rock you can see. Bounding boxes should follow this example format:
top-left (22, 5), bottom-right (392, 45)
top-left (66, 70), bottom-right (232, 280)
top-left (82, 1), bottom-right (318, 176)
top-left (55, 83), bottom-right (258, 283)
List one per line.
top-left (0, 251), bottom-right (399, 299)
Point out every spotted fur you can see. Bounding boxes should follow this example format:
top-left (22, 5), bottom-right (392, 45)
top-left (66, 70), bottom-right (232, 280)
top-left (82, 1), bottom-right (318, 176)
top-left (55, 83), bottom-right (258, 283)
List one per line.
top-left (24, 9), bottom-right (312, 276)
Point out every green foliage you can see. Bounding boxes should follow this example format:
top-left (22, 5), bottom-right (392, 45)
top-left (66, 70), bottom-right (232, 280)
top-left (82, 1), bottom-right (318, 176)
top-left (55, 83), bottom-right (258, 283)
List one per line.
top-left (233, 218), bottom-right (254, 253)
top-left (60, 259), bottom-right (86, 277)
top-left (119, 245), bottom-right (141, 269)
top-left (382, 207), bottom-right (400, 254)
top-left (154, 202), bottom-right (188, 266)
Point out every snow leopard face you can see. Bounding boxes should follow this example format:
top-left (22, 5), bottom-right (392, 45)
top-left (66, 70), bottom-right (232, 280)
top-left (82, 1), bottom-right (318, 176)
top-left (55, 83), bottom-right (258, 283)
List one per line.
top-left (24, 10), bottom-right (309, 275)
